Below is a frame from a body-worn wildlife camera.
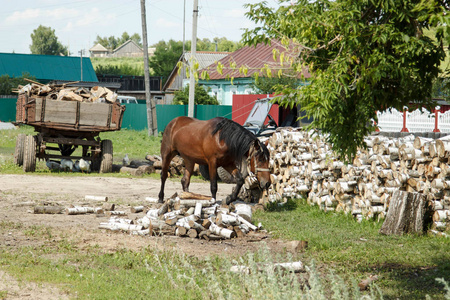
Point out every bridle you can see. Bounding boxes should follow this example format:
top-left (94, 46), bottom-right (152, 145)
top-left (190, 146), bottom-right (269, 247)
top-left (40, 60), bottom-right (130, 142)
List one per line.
top-left (247, 144), bottom-right (270, 175)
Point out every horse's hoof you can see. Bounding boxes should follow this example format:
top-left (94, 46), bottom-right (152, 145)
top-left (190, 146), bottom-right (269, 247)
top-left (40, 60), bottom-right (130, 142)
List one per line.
top-left (158, 199), bottom-right (164, 204)
top-left (225, 196), bottom-right (232, 205)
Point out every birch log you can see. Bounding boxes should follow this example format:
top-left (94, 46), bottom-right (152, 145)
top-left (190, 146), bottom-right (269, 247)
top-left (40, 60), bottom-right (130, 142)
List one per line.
top-left (379, 190), bottom-right (426, 235)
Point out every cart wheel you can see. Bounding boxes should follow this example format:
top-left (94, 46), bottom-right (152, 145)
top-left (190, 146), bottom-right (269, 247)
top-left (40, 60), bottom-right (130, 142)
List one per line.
top-left (14, 134), bottom-right (26, 166)
top-left (99, 139), bottom-right (113, 173)
top-left (23, 135), bottom-right (37, 172)
top-left (218, 167), bottom-right (236, 184)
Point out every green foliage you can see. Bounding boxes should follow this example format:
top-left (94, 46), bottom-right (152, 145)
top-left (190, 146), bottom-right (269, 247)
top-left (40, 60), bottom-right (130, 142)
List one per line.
top-left (90, 57), bottom-right (146, 76)
top-left (29, 25), bottom-right (68, 56)
top-left (94, 32), bottom-right (142, 50)
top-left (243, 0), bottom-right (448, 161)
top-left (149, 40), bottom-right (184, 84)
top-left (94, 63), bottom-right (144, 76)
top-left (0, 73), bottom-right (36, 95)
top-left (173, 84), bottom-right (219, 105)
top-left (251, 72), bottom-right (301, 94)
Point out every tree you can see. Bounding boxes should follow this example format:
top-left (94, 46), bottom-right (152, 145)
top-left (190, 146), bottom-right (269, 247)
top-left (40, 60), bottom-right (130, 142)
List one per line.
top-left (251, 72), bottom-right (301, 94)
top-left (243, 0), bottom-right (448, 161)
top-left (29, 25), bottom-right (67, 55)
top-left (173, 84), bottom-right (219, 105)
top-left (94, 32), bottom-right (142, 50)
top-left (149, 40), bottom-right (184, 84)
top-left (0, 73), bottom-right (36, 95)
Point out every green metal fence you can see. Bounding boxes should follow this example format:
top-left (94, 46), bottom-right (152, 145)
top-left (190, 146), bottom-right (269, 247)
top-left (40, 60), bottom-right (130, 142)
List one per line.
top-left (122, 104), bottom-right (232, 132)
top-left (1, 98), bottom-right (232, 132)
top-left (0, 98), bottom-right (17, 122)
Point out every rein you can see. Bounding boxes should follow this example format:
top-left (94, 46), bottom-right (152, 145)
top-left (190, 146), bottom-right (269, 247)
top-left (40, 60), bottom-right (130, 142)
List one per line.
top-left (247, 144), bottom-right (270, 175)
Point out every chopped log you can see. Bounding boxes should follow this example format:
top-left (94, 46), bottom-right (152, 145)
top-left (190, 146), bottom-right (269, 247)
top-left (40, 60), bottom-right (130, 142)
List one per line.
top-left (209, 222), bottom-right (236, 239)
top-left (179, 191), bottom-right (211, 200)
top-left (66, 206), bottom-right (95, 215)
top-left (34, 206), bottom-right (65, 214)
top-left (120, 166), bottom-right (143, 176)
top-left (234, 203), bottom-right (253, 222)
top-left (285, 240), bottom-right (308, 253)
top-left (106, 211), bottom-right (127, 217)
top-left (130, 206), bottom-right (144, 213)
top-left (358, 275), bottom-right (379, 291)
top-left (85, 195), bottom-right (108, 202)
top-left (230, 261), bottom-right (304, 274)
top-left (175, 226), bottom-right (187, 236)
top-left (187, 228), bottom-right (198, 238)
top-left (379, 190), bottom-right (427, 235)
top-left (137, 165), bottom-right (155, 174)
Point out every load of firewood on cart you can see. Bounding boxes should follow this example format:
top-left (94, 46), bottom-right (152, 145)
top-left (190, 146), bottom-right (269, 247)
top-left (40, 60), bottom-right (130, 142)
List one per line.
top-left (15, 79), bottom-right (118, 103)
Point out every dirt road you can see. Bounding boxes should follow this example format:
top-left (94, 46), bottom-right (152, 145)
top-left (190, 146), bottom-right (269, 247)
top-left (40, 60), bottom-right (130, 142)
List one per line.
top-left (0, 174), bottom-right (287, 299)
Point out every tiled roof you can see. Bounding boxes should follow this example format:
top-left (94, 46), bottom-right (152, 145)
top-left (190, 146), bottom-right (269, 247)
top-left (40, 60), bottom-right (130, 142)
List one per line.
top-left (184, 51), bottom-right (230, 69)
top-left (203, 41), bottom-right (310, 80)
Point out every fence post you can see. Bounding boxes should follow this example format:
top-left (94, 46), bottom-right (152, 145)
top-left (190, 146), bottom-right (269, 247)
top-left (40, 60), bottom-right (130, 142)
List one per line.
top-left (401, 106), bottom-right (409, 132)
top-left (433, 106), bottom-right (441, 133)
top-left (374, 111), bottom-right (380, 132)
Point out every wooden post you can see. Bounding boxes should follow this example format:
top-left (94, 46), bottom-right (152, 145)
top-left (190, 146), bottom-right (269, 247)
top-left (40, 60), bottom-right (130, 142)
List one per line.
top-left (401, 107), bottom-right (409, 132)
top-left (433, 106), bottom-right (441, 133)
top-left (379, 190), bottom-right (427, 235)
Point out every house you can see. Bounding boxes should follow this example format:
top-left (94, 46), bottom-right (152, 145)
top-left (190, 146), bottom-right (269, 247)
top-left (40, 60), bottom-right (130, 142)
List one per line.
top-left (111, 40), bottom-right (143, 58)
top-left (0, 52), bottom-right (98, 83)
top-left (162, 51), bottom-right (230, 104)
top-left (198, 41), bottom-right (310, 105)
top-left (89, 43), bottom-right (109, 57)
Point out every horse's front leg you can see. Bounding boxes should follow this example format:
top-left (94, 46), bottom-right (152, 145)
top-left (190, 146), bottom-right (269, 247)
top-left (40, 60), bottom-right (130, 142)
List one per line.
top-left (181, 159), bottom-right (195, 192)
top-left (208, 163), bottom-right (218, 200)
top-left (225, 168), bottom-right (244, 205)
top-left (158, 151), bottom-right (176, 203)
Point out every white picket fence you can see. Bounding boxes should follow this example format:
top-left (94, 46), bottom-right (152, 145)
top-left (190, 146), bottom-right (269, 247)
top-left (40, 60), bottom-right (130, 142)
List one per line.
top-left (376, 107), bottom-right (450, 133)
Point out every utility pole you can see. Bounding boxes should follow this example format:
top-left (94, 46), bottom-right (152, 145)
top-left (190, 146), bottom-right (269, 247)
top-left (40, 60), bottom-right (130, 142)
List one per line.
top-left (79, 49), bottom-right (84, 81)
top-left (141, 0), bottom-right (157, 136)
top-left (188, 0), bottom-right (198, 118)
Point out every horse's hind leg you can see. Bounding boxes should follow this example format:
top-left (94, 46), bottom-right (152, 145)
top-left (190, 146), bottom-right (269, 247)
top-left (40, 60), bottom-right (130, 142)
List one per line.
top-left (208, 163), bottom-right (219, 201)
top-left (158, 150), bottom-right (176, 203)
top-left (181, 158), bottom-right (195, 192)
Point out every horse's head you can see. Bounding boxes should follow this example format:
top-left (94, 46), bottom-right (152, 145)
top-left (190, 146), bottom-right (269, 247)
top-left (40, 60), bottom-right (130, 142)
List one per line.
top-left (249, 139), bottom-right (271, 190)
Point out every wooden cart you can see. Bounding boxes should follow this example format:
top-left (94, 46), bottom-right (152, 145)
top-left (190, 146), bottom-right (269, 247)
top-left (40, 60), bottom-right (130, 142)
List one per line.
top-left (14, 93), bottom-right (126, 173)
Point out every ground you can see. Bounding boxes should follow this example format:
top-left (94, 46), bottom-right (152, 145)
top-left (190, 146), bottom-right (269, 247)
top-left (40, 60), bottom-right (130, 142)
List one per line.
top-left (0, 175), bottom-right (288, 299)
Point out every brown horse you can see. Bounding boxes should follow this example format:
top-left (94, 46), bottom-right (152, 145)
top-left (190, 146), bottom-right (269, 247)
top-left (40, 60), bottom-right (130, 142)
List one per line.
top-left (158, 116), bottom-right (271, 204)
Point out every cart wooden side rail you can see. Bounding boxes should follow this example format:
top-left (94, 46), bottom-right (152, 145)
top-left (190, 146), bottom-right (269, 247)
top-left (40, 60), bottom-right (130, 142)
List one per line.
top-left (14, 93), bottom-right (126, 173)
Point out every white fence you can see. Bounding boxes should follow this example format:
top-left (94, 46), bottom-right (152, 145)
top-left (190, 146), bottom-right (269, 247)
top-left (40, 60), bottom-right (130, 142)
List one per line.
top-left (376, 107), bottom-right (450, 133)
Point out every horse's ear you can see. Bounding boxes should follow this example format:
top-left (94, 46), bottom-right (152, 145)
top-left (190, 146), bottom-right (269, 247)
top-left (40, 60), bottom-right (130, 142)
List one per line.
top-left (253, 139), bottom-right (261, 150)
top-left (264, 139), bottom-right (269, 147)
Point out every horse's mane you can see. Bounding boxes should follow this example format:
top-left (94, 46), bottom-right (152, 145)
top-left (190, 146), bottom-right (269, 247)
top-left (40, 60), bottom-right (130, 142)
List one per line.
top-left (211, 117), bottom-right (269, 164)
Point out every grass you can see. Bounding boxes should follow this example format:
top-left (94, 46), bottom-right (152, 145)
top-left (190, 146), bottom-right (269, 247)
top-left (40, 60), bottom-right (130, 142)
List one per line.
top-left (0, 125), bottom-right (161, 175)
top-left (0, 227), bottom-right (385, 300)
top-left (255, 199), bottom-right (450, 299)
top-left (1, 127), bottom-right (449, 299)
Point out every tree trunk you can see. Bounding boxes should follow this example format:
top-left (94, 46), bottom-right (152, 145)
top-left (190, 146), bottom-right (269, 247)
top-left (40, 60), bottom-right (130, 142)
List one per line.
top-left (379, 190), bottom-right (427, 235)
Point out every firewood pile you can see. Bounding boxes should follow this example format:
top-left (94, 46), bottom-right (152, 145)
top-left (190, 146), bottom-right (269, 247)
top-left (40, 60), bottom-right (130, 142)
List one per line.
top-left (15, 79), bottom-right (117, 103)
top-left (265, 128), bottom-right (450, 234)
top-left (98, 192), bottom-right (266, 240)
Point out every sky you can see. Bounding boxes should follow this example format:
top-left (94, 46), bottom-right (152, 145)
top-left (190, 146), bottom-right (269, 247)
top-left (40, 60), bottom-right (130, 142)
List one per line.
top-left (0, 0), bottom-right (281, 56)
